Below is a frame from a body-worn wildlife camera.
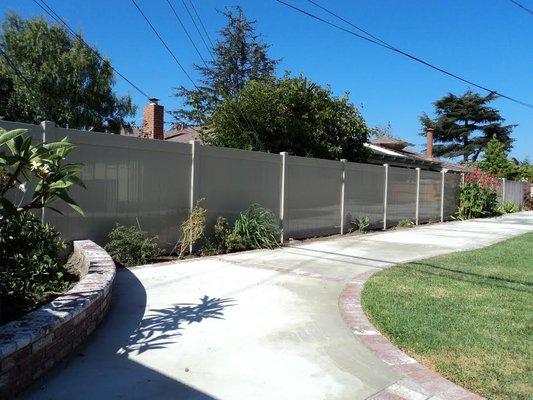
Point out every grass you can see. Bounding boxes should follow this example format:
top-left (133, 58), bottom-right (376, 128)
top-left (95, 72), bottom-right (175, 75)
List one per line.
top-left (362, 232), bottom-right (533, 400)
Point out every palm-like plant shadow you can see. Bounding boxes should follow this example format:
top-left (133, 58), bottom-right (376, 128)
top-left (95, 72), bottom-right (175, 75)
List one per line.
top-left (123, 295), bottom-right (236, 354)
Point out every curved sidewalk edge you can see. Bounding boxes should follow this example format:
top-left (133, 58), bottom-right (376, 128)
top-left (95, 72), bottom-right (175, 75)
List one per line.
top-left (339, 269), bottom-right (484, 400)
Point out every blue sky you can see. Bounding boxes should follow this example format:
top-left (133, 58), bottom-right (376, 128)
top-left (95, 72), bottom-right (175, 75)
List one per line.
top-left (2, 0), bottom-right (532, 159)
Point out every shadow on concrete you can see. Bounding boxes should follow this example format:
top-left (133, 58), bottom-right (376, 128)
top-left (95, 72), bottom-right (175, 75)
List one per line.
top-left (23, 268), bottom-right (228, 400)
top-left (123, 295), bottom-right (235, 355)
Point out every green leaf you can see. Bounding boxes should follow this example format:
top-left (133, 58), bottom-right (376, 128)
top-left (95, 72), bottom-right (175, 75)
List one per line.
top-left (55, 190), bottom-right (84, 216)
top-left (0, 198), bottom-right (18, 216)
top-left (0, 129), bottom-right (27, 147)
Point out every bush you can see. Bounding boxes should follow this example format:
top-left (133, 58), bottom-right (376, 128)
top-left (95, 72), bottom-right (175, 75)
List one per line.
top-left (456, 169), bottom-right (500, 220)
top-left (231, 204), bottom-right (280, 250)
top-left (352, 216), bottom-right (370, 233)
top-left (177, 201), bottom-right (207, 258)
top-left (497, 200), bottom-right (519, 214)
top-left (0, 212), bottom-right (75, 323)
top-left (105, 224), bottom-right (161, 267)
top-left (397, 219), bottom-right (414, 228)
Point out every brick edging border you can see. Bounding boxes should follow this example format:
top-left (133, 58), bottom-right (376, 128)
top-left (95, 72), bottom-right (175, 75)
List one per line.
top-left (339, 269), bottom-right (484, 400)
top-left (0, 240), bottom-right (116, 398)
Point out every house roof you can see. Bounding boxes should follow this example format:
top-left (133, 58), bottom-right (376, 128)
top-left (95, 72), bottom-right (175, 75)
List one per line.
top-left (164, 126), bottom-right (202, 143)
top-left (367, 139), bottom-right (469, 173)
top-left (120, 125), bottom-right (203, 143)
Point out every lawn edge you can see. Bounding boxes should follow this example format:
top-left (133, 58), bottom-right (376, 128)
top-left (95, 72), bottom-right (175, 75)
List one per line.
top-left (339, 269), bottom-right (484, 400)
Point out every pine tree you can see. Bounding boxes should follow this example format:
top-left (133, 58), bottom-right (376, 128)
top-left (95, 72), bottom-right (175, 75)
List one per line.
top-left (172, 6), bottom-right (278, 125)
top-left (420, 91), bottom-right (514, 162)
top-left (477, 136), bottom-right (515, 177)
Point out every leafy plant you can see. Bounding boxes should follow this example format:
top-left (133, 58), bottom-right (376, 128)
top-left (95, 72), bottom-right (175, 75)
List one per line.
top-left (0, 128), bottom-right (85, 221)
top-left (497, 200), bottom-right (519, 214)
top-left (231, 204), bottom-right (280, 250)
top-left (397, 219), bottom-right (415, 228)
top-left (0, 212), bottom-right (75, 323)
top-left (176, 200), bottom-right (207, 258)
top-left (456, 169), bottom-right (500, 220)
top-left (105, 223), bottom-right (161, 267)
top-left (352, 216), bottom-right (370, 233)
top-left (0, 14), bottom-right (135, 132)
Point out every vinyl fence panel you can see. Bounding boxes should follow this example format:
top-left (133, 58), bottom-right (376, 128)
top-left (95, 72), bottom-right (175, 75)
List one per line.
top-left (195, 145), bottom-right (281, 230)
top-left (45, 126), bottom-right (191, 248)
top-left (418, 170), bottom-right (442, 223)
top-left (386, 166), bottom-right (417, 225)
top-left (443, 173), bottom-right (461, 220)
top-left (344, 162), bottom-right (385, 230)
top-left (505, 180), bottom-right (525, 208)
top-left (284, 155), bottom-right (341, 239)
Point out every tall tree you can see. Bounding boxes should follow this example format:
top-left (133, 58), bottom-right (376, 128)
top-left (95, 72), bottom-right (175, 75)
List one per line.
top-left (206, 74), bottom-right (370, 162)
top-left (173, 6), bottom-right (278, 125)
top-left (477, 136), bottom-right (516, 178)
top-left (420, 91), bottom-right (514, 162)
top-left (0, 14), bottom-right (135, 133)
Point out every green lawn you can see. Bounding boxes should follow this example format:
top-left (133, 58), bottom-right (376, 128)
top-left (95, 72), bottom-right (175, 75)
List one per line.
top-left (362, 232), bottom-right (533, 400)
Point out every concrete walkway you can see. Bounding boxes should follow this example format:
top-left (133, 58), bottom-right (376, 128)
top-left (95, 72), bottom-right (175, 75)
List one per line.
top-left (24, 212), bottom-right (533, 400)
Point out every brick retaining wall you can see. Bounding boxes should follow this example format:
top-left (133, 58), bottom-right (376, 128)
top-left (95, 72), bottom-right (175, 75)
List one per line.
top-left (0, 241), bottom-right (115, 398)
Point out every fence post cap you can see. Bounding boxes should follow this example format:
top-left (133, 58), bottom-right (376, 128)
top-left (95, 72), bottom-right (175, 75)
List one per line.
top-left (40, 120), bottom-right (56, 128)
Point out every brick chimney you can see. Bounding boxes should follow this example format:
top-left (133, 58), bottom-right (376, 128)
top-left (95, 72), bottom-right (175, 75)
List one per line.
top-left (142, 98), bottom-right (164, 140)
top-left (426, 128), bottom-right (434, 159)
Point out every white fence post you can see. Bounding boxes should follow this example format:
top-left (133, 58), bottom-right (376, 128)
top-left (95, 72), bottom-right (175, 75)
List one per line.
top-left (415, 167), bottom-right (420, 225)
top-left (340, 159), bottom-right (347, 234)
top-left (279, 152), bottom-right (287, 243)
top-left (501, 178), bottom-right (506, 202)
top-left (461, 172), bottom-right (465, 185)
top-left (440, 170), bottom-right (446, 222)
top-left (189, 140), bottom-right (198, 253)
top-left (383, 164), bottom-right (389, 230)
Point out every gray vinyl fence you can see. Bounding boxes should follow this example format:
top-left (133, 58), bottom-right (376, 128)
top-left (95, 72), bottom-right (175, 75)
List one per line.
top-left (1, 120), bottom-right (528, 248)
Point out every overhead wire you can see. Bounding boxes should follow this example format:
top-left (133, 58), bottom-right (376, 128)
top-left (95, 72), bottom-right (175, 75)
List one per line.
top-left (33, 0), bottom-right (151, 100)
top-left (275, 0), bottom-right (533, 109)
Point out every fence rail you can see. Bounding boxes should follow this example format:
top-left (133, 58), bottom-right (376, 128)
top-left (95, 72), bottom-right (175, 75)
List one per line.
top-left (1, 120), bottom-right (528, 248)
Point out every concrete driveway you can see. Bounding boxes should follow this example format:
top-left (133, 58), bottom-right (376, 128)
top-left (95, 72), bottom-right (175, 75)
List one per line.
top-left (24, 212), bottom-right (533, 399)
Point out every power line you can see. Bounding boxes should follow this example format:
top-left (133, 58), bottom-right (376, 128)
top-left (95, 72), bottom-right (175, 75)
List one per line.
top-left (509, 0), bottom-right (533, 14)
top-left (130, 0), bottom-right (198, 88)
top-left (164, 0), bottom-right (210, 68)
top-left (179, 0), bottom-right (214, 59)
top-left (274, 0), bottom-right (533, 110)
top-left (33, 0), bottom-right (151, 100)
top-left (174, 2), bottom-right (262, 142)
top-left (306, 0), bottom-right (395, 50)
top-left (178, 0), bottom-right (261, 144)
top-left (187, 0), bottom-right (215, 49)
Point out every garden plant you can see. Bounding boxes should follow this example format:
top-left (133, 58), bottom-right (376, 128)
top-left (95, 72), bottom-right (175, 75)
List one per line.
top-left (0, 128), bottom-right (84, 324)
top-left (456, 168), bottom-right (500, 220)
top-left (105, 223), bottom-right (161, 267)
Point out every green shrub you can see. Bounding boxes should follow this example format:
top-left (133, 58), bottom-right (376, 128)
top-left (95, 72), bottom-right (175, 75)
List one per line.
top-left (177, 201), bottom-right (207, 258)
top-left (497, 200), bottom-right (519, 214)
top-left (456, 169), bottom-right (499, 220)
top-left (105, 224), bottom-right (161, 267)
top-left (231, 204), bottom-right (280, 250)
top-left (396, 219), bottom-right (415, 228)
top-left (352, 216), bottom-right (370, 233)
top-left (0, 212), bottom-right (75, 323)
